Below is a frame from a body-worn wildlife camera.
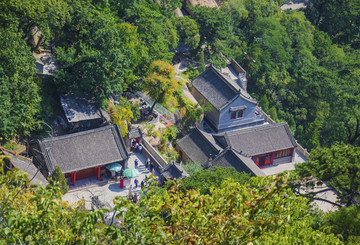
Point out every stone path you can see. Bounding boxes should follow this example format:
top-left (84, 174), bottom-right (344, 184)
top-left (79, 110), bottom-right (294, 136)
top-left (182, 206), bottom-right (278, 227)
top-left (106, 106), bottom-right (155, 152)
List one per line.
top-left (62, 151), bottom-right (160, 210)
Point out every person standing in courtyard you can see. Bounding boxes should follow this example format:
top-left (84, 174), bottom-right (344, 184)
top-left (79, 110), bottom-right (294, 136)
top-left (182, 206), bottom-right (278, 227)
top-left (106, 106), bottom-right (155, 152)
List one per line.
top-left (135, 142), bottom-right (139, 152)
top-left (141, 180), bottom-right (144, 188)
top-left (139, 144), bottom-right (142, 153)
top-left (135, 159), bottom-right (139, 169)
top-left (134, 178), bottom-right (139, 188)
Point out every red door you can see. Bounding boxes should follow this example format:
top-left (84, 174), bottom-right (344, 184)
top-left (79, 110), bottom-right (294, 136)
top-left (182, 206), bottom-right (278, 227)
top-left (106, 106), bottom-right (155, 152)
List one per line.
top-left (259, 156), bottom-right (266, 167)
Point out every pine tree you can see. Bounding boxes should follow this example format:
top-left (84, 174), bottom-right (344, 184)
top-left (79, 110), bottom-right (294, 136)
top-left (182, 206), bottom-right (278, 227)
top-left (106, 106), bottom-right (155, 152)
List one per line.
top-left (49, 165), bottom-right (69, 194)
top-left (268, 107), bottom-right (278, 121)
top-left (258, 95), bottom-right (269, 112)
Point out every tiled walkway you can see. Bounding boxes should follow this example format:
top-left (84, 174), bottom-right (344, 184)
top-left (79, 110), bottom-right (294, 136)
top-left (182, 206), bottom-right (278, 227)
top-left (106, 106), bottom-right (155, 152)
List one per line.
top-left (62, 151), bottom-right (160, 209)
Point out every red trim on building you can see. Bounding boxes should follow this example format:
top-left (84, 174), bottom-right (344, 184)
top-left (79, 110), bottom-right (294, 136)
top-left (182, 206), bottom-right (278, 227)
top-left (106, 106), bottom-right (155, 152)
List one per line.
top-left (252, 148), bottom-right (294, 168)
top-left (97, 166), bottom-right (101, 179)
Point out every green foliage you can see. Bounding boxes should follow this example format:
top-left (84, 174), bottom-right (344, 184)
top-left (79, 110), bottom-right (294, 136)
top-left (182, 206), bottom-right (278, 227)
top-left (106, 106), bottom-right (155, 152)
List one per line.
top-left (258, 94), bottom-right (269, 112)
top-left (2, 142), bottom-right (17, 151)
top-left (163, 126), bottom-right (179, 142)
top-left (110, 174), bottom-right (339, 244)
top-left (320, 206), bottom-right (360, 244)
top-left (143, 60), bottom-right (180, 114)
top-left (49, 165), bottom-right (68, 194)
top-left (180, 166), bottom-right (251, 195)
top-left (255, 215), bottom-right (342, 244)
top-left (198, 50), bottom-right (205, 73)
top-left (175, 16), bottom-right (200, 50)
top-left (183, 63), bottom-right (199, 80)
top-left (182, 161), bottom-right (203, 176)
top-left (305, 0), bottom-right (360, 48)
top-left (0, 167), bottom-right (108, 244)
top-left (191, 5), bottom-right (231, 44)
top-left (268, 107), bottom-right (278, 121)
top-left (125, 1), bottom-right (177, 61)
top-left (207, 51), bottom-right (227, 68)
top-left (296, 144), bottom-right (360, 207)
top-left (0, 27), bottom-right (40, 140)
top-left (0, 165), bottom-right (343, 244)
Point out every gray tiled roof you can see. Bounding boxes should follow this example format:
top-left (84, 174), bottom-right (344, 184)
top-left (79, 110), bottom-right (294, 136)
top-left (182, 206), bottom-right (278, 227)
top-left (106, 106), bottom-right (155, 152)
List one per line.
top-left (210, 148), bottom-right (265, 176)
top-left (60, 95), bottom-right (102, 123)
top-left (5, 152), bottom-right (49, 187)
top-left (176, 127), bottom-right (220, 164)
top-left (192, 65), bottom-right (238, 110)
top-left (129, 128), bottom-right (142, 139)
top-left (215, 123), bottom-right (297, 156)
top-left (39, 125), bottom-right (128, 174)
top-left (161, 162), bottom-right (189, 180)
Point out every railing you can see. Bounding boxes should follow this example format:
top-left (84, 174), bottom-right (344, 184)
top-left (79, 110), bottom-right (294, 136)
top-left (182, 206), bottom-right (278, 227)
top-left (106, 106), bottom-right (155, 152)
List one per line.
top-left (296, 144), bottom-right (309, 159)
top-left (141, 138), bottom-right (168, 173)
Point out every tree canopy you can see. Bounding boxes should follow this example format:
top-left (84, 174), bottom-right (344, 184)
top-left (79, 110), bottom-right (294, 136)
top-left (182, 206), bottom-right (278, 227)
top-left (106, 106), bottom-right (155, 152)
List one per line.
top-left (0, 27), bottom-right (40, 140)
top-left (0, 166), bottom-right (343, 244)
top-left (295, 144), bottom-right (360, 207)
top-left (143, 60), bottom-right (180, 114)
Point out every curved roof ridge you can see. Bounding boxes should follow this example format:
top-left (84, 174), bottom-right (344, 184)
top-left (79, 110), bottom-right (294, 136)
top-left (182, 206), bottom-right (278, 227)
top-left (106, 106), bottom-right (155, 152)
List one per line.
top-left (195, 125), bottom-right (222, 152)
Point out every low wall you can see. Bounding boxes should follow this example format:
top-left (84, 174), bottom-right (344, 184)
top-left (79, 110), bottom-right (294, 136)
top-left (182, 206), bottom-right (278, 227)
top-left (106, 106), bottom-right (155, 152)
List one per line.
top-left (141, 138), bottom-right (168, 172)
top-left (296, 144), bottom-right (309, 159)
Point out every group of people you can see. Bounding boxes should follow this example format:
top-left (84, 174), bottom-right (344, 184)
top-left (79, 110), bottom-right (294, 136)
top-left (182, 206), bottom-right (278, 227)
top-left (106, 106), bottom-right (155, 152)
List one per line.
top-left (133, 175), bottom-right (147, 189)
top-left (131, 139), bottom-right (142, 152)
top-left (145, 157), bottom-right (154, 173)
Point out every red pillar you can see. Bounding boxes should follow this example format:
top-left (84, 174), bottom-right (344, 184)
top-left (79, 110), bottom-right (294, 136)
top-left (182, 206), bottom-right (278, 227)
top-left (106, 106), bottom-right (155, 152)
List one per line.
top-left (97, 166), bottom-right (101, 179)
top-left (73, 172), bottom-right (76, 185)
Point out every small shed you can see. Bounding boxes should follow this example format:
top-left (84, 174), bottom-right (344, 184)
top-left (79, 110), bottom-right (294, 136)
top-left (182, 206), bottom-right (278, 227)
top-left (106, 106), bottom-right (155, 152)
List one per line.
top-left (60, 95), bottom-right (110, 132)
top-left (124, 127), bottom-right (143, 149)
top-left (161, 161), bottom-right (189, 182)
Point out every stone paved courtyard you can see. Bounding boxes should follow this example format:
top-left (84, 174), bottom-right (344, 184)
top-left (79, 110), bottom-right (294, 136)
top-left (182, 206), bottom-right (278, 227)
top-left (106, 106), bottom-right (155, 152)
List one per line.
top-left (62, 151), bottom-right (160, 209)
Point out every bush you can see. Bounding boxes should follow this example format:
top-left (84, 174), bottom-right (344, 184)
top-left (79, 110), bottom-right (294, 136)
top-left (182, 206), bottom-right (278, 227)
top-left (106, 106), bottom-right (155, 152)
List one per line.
top-left (49, 165), bottom-right (69, 194)
top-left (180, 167), bottom-right (251, 195)
top-left (183, 161), bottom-right (203, 176)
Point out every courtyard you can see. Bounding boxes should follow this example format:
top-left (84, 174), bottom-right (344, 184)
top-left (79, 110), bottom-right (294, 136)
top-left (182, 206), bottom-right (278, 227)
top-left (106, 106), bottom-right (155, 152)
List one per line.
top-left (62, 151), bottom-right (160, 209)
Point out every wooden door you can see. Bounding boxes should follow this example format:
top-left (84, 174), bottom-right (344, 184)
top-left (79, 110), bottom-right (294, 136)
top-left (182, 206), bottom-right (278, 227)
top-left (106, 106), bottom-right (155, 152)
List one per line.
top-left (259, 156), bottom-right (266, 167)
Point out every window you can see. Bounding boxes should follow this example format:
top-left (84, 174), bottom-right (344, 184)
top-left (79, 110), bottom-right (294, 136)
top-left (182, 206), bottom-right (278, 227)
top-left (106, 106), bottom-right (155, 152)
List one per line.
top-left (274, 149), bottom-right (292, 159)
top-left (265, 154), bottom-right (271, 161)
top-left (231, 110), bottom-right (244, 120)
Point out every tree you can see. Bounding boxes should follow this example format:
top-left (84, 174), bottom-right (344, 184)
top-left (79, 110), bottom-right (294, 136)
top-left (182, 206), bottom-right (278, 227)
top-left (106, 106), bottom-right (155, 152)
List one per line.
top-left (0, 164), bottom-right (342, 244)
top-left (0, 27), bottom-right (40, 140)
top-left (49, 165), bottom-right (68, 194)
top-left (54, 8), bottom-right (142, 98)
top-left (258, 94), bottom-right (269, 112)
top-left (182, 161), bottom-right (202, 176)
top-left (295, 144), bottom-right (360, 207)
top-left (107, 102), bottom-right (134, 137)
top-left (198, 50), bottom-right (205, 73)
top-left (191, 6), bottom-right (231, 44)
top-left (180, 166), bottom-right (251, 195)
top-left (320, 206), bottom-right (360, 243)
top-left (109, 174), bottom-right (341, 244)
top-left (305, 0), bottom-right (360, 48)
top-left (0, 165), bottom-right (108, 244)
top-left (175, 16), bottom-right (200, 50)
top-left (143, 60), bottom-right (180, 114)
